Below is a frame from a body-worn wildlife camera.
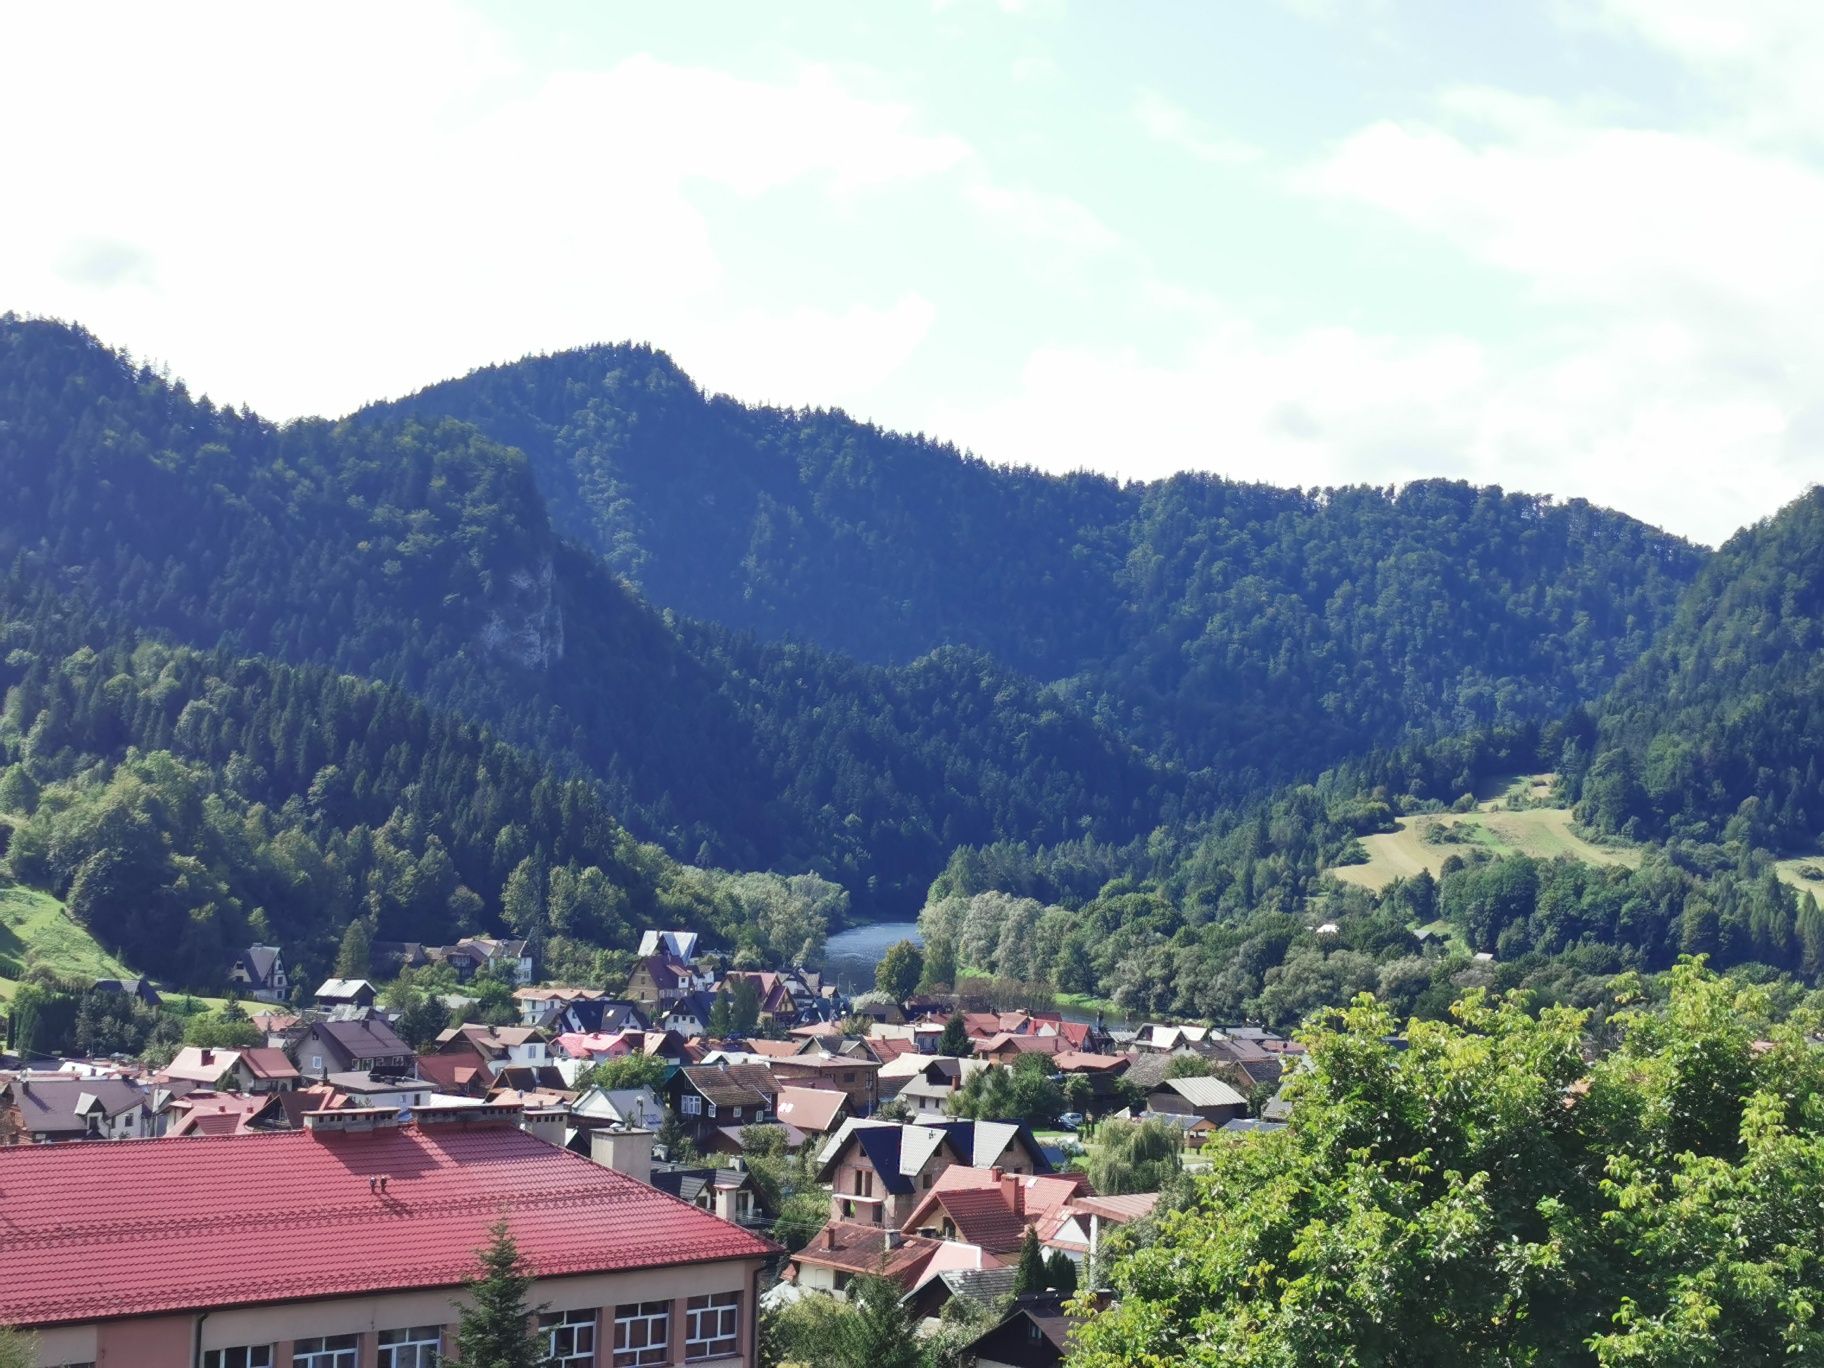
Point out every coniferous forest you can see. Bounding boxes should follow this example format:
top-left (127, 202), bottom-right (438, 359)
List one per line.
top-left (2, 311), bottom-right (1822, 1017)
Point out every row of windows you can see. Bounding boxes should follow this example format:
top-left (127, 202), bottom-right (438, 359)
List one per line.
top-left (198, 1294), bottom-right (742, 1367)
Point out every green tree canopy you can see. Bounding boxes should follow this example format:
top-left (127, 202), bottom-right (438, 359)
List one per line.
top-left (1072, 961), bottom-right (1824, 1366)
top-left (875, 938), bottom-right (924, 1000)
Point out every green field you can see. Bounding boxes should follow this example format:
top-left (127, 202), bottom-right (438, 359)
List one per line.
top-left (1776, 853), bottom-right (1824, 902)
top-left (1331, 805), bottom-right (1641, 893)
top-left (0, 885), bottom-right (133, 1001)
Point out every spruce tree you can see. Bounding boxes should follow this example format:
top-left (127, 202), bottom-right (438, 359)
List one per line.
top-left (455, 1218), bottom-right (547, 1368)
top-left (709, 990), bottom-right (734, 1038)
top-left (937, 1014), bottom-right (969, 1057)
top-left (1013, 1227), bottom-right (1047, 1295)
top-left (1045, 1248), bottom-right (1078, 1295)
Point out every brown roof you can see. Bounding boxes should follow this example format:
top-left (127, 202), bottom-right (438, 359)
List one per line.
top-left (792, 1221), bottom-right (944, 1285)
top-left (772, 1054), bottom-right (879, 1073)
top-left (773, 1086), bottom-right (848, 1134)
top-left (1052, 1051), bottom-right (1130, 1073)
top-left (738, 1038), bottom-right (804, 1059)
top-left (240, 1048), bottom-right (300, 1081)
top-left (681, 1064), bottom-right (779, 1110)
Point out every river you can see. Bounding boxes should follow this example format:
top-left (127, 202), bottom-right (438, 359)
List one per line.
top-left (821, 921), bottom-right (922, 995)
top-left (820, 920), bottom-right (1110, 1026)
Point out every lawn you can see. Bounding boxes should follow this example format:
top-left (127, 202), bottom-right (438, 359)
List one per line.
top-left (1775, 851), bottom-right (1824, 902)
top-left (1331, 804), bottom-right (1640, 894)
top-left (0, 884), bottom-right (133, 999)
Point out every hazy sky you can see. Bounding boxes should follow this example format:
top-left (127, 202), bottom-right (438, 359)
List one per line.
top-left (3, 1), bottom-right (1820, 545)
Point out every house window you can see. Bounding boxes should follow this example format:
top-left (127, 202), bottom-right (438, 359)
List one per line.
top-left (292, 1337), bottom-right (358, 1368)
top-left (612, 1301), bottom-right (669, 1366)
top-left (311, 1056), bottom-right (323, 1072)
top-left (685, 1292), bottom-right (740, 1360)
top-left (680, 1094), bottom-right (702, 1116)
top-left (204, 1351), bottom-right (273, 1368)
top-left (543, 1308), bottom-right (599, 1366)
top-left (378, 1326), bottom-right (443, 1367)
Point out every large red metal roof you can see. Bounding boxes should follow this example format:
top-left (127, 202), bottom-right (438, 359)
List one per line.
top-left (0, 1120), bottom-right (776, 1327)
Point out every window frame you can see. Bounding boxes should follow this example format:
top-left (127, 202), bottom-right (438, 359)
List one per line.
top-left (377, 1325), bottom-right (444, 1368)
top-left (542, 1307), bottom-right (599, 1366)
top-left (684, 1291), bottom-right (740, 1361)
top-left (203, 1351), bottom-right (274, 1368)
top-left (291, 1336), bottom-right (359, 1368)
top-left (612, 1299), bottom-right (671, 1367)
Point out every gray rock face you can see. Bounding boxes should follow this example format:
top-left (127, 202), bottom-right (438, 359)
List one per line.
top-left (479, 556), bottom-right (564, 668)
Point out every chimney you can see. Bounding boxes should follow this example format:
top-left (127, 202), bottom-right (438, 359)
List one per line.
top-left (589, 1125), bottom-right (655, 1186)
top-left (200, 1049), bottom-right (213, 1066)
top-left (1001, 1170), bottom-right (1023, 1216)
top-left (825, 1226), bottom-right (838, 1250)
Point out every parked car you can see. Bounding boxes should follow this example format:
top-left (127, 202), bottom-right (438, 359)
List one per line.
top-left (1057, 1111), bottom-right (1084, 1131)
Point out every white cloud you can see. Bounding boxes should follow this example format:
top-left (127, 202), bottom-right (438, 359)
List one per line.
top-left (676, 294), bottom-right (939, 410)
top-left (0, 3), bottom-right (966, 419)
top-left (1134, 91), bottom-right (1260, 166)
top-left (967, 183), bottom-right (1121, 252)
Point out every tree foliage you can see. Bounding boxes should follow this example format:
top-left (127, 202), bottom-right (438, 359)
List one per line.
top-left (1073, 962), bottom-right (1824, 1366)
top-left (454, 1218), bottom-right (547, 1368)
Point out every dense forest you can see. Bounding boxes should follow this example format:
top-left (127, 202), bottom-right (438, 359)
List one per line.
top-left (369, 343), bottom-right (1704, 780)
top-left (1571, 488), bottom-right (1824, 849)
top-left (3, 313), bottom-right (1821, 1010)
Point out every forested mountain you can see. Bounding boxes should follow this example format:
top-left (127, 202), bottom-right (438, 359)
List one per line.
top-left (1573, 488), bottom-right (1824, 850)
top-left (0, 316), bottom-right (1171, 913)
top-left (369, 344), bottom-right (1706, 780)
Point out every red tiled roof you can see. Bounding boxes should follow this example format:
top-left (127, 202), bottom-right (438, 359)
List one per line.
top-left (0, 1120), bottom-right (777, 1328)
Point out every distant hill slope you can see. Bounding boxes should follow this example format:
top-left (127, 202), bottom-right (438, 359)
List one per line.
top-left (0, 316), bottom-right (1170, 913)
top-left (1576, 487), bottom-right (1824, 848)
top-left (369, 344), bottom-right (1708, 779)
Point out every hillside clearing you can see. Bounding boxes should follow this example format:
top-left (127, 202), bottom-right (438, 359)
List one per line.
top-left (0, 885), bottom-right (133, 1001)
top-left (1331, 806), bottom-right (1640, 893)
top-left (1776, 853), bottom-right (1824, 902)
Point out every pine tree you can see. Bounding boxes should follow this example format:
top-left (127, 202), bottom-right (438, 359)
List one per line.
top-left (1013, 1227), bottom-right (1047, 1295)
top-left (730, 976), bottom-right (761, 1035)
top-left (1045, 1248), bottom-right (1078, 1295)
top-left (455, 1218), bottom-right (547, 1368)
top-left (334, 916), bottom-right (374, 980)
top-left (1799, 893), bottom-right (1824, 978)
top-left (937, 1014), bottom-right (969, 1057)
top-left (709, 990), bottom-right (734, 1038)
top-left (835, 1272), bottom-right (924, 1368)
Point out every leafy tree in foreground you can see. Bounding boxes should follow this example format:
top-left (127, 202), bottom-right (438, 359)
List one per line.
top-left (455, 1218), bottom-right (547, 1368)
top-left (762, 1271), bottom-right (923, 1368)
top-left (1072, 961), bottom-right (1824, 1366)
top-left (875, 938), bottom-right (924, 1000)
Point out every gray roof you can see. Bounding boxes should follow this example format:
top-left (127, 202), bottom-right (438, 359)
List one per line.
top-left (312, 1018), bottom-right (411, 1059)
top-left (8, 1077), bottom-right (148, 1133)
top-left (1156, 1076), bottom-right (1249, 1109)
top-left (932, 1266), bottom-right (1019, 1306)
top-left (242, 945), bottom-right (282, 978)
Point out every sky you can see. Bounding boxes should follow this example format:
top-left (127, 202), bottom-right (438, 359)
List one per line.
top-left (2, 1), bottom-right (1820, 546)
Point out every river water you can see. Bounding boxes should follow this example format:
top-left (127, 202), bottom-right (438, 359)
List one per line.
top-left (822, 921), bottom-right (922, 994)
top-left (820, 920), bottom-right (1109, 1026)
